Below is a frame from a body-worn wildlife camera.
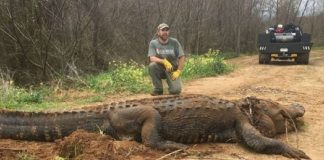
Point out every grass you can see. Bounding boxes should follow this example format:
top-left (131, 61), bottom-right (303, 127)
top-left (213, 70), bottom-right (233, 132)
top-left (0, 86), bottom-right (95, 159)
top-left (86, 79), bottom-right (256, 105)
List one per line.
top-left (53, 156), bottom-right (66, 160)
top-left (0, 49), bottom-right (233, 111)
top-left (312, 46), bottom-right (324, 50)
top-left (16, 153), bottom-right (36, 160)
top-left (0, 83), bottom-right (50, 110)
top-left (75, 95), bottom-right (105, 105)
top-left (182, 49), bottom-right (233, 80)
top-left (85, 60), bottom-right (151, 94)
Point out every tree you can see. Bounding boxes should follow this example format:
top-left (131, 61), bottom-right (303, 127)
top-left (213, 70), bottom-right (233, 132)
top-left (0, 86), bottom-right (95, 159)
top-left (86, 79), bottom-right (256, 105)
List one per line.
top-left (0, 0), bottom-right (323, 85)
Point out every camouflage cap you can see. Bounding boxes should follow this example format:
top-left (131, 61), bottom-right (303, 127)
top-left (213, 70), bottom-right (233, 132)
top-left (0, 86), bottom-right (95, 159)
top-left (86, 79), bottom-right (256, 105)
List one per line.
top-left (157, 23), bottom-right (169, 30)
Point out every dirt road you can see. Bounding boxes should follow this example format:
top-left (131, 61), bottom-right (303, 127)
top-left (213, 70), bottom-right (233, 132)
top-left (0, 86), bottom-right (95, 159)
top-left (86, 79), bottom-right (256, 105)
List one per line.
top-left (182, 50), bottom-right (324, 160)
top-left (0, 50), bottom-right (323, 160)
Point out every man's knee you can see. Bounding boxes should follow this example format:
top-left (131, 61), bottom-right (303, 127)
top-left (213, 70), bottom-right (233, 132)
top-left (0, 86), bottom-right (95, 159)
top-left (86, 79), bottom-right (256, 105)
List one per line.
top-left (169, 86), bottom-right (181, 95)
top-left (148, 62), bottom-right (160, 72)
top-left (149, 62), bottom-right (165, 79)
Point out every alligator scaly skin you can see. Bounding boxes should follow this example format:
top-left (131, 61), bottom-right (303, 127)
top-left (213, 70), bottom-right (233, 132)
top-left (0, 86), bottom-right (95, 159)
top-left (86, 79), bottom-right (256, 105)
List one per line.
top-left (0, 94), bottom-right (309, 159)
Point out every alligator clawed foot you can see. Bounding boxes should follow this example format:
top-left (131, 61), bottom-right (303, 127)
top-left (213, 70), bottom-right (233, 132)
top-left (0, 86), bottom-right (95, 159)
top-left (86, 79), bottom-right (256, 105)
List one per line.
top-left (283, 146), bottom-right (311, 160)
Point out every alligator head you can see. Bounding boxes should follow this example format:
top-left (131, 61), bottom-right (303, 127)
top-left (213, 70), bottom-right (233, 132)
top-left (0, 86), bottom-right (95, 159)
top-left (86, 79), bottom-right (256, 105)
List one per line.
top-left (240, 96), bottom-right (305, 137)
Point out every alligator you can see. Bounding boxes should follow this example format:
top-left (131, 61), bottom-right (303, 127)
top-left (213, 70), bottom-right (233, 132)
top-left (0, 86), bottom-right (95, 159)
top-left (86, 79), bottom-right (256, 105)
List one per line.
top-left (0, 94), bottom-right (309, 159)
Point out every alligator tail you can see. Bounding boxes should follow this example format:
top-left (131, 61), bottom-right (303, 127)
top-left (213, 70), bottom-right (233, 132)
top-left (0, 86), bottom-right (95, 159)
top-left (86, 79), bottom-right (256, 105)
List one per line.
top-left (0, 110), bottom-right (109, 141)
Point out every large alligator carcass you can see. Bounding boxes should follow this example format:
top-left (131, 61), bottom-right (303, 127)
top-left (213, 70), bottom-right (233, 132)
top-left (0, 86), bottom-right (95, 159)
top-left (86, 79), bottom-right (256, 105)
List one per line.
top-left (0, 94), bottom-right (309, 159)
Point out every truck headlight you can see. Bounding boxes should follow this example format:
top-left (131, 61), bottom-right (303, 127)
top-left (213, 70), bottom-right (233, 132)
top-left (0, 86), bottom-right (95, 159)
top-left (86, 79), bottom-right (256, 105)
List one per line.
top-left (259, 46), bottom-right (266, 51)
top-left (302, 46), bottom-right (310, 50)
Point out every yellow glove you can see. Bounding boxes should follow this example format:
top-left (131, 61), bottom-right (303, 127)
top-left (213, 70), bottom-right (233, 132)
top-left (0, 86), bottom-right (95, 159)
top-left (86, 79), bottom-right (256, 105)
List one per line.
top-left (171, 69), bottom-right (181, 80)
top-left (162, 59), bottom-right (173, 72)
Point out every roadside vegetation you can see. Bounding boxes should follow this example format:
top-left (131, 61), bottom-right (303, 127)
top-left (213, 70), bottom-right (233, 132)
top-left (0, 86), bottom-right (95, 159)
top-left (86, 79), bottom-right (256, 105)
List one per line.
top-left (0, 49), bottom-right (233, 111)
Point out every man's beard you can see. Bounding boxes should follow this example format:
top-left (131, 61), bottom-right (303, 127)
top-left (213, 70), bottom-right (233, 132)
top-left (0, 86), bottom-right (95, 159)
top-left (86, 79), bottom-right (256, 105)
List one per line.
top-left (159, 35), bottom-right (168, 42)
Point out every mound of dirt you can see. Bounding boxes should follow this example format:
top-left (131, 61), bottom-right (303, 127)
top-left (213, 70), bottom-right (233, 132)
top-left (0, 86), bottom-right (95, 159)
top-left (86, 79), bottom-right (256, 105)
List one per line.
top-left (56, 129), bottom-right (118, 159)
top-left (0, 139), bottom-right (56, 160)
top-left (0, 130), bottom-right (172, 160)
top-left (56, 130), bottom-right (161, 160)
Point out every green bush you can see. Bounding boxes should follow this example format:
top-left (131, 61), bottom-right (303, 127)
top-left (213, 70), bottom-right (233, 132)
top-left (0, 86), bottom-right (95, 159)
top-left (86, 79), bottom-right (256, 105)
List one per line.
top-left (18, 91), bottom-right (43, 103)
top-left (86, 60), bottom-right (151, 94)
top-left (85, 50), bottom-right (232, 93)
top-left (0, 82), bottom-right (50, 110)
top-left (1, 88), bottom-right (37, 107)
top-left (182, 49), bottom-right (233, 80)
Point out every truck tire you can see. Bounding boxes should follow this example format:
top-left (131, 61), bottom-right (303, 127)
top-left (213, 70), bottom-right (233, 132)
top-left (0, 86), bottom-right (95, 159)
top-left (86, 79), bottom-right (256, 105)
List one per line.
top-left (259, 53), bottom-right (271, 64)
top-left (296, 53), bottom-right (309, 64)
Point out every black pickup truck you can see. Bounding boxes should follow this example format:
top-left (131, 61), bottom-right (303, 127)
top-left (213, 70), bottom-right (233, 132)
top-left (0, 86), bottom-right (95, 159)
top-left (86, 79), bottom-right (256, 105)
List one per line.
top-left (257, 24), bottom-right (312, 64)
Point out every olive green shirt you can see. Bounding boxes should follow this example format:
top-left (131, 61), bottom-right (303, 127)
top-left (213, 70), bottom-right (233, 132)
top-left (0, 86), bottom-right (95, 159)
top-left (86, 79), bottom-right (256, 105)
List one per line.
top-left (148, 37), bottom-right (184, 69)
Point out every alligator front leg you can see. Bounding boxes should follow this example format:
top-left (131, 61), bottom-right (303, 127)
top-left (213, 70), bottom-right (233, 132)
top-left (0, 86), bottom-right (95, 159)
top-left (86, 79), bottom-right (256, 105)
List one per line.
top-left (109, 107), bottom-right (187, 151)
top-left (139, 108), bottom-right (187, 150)
top-left (235, 116), bottom-right (310, 159)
